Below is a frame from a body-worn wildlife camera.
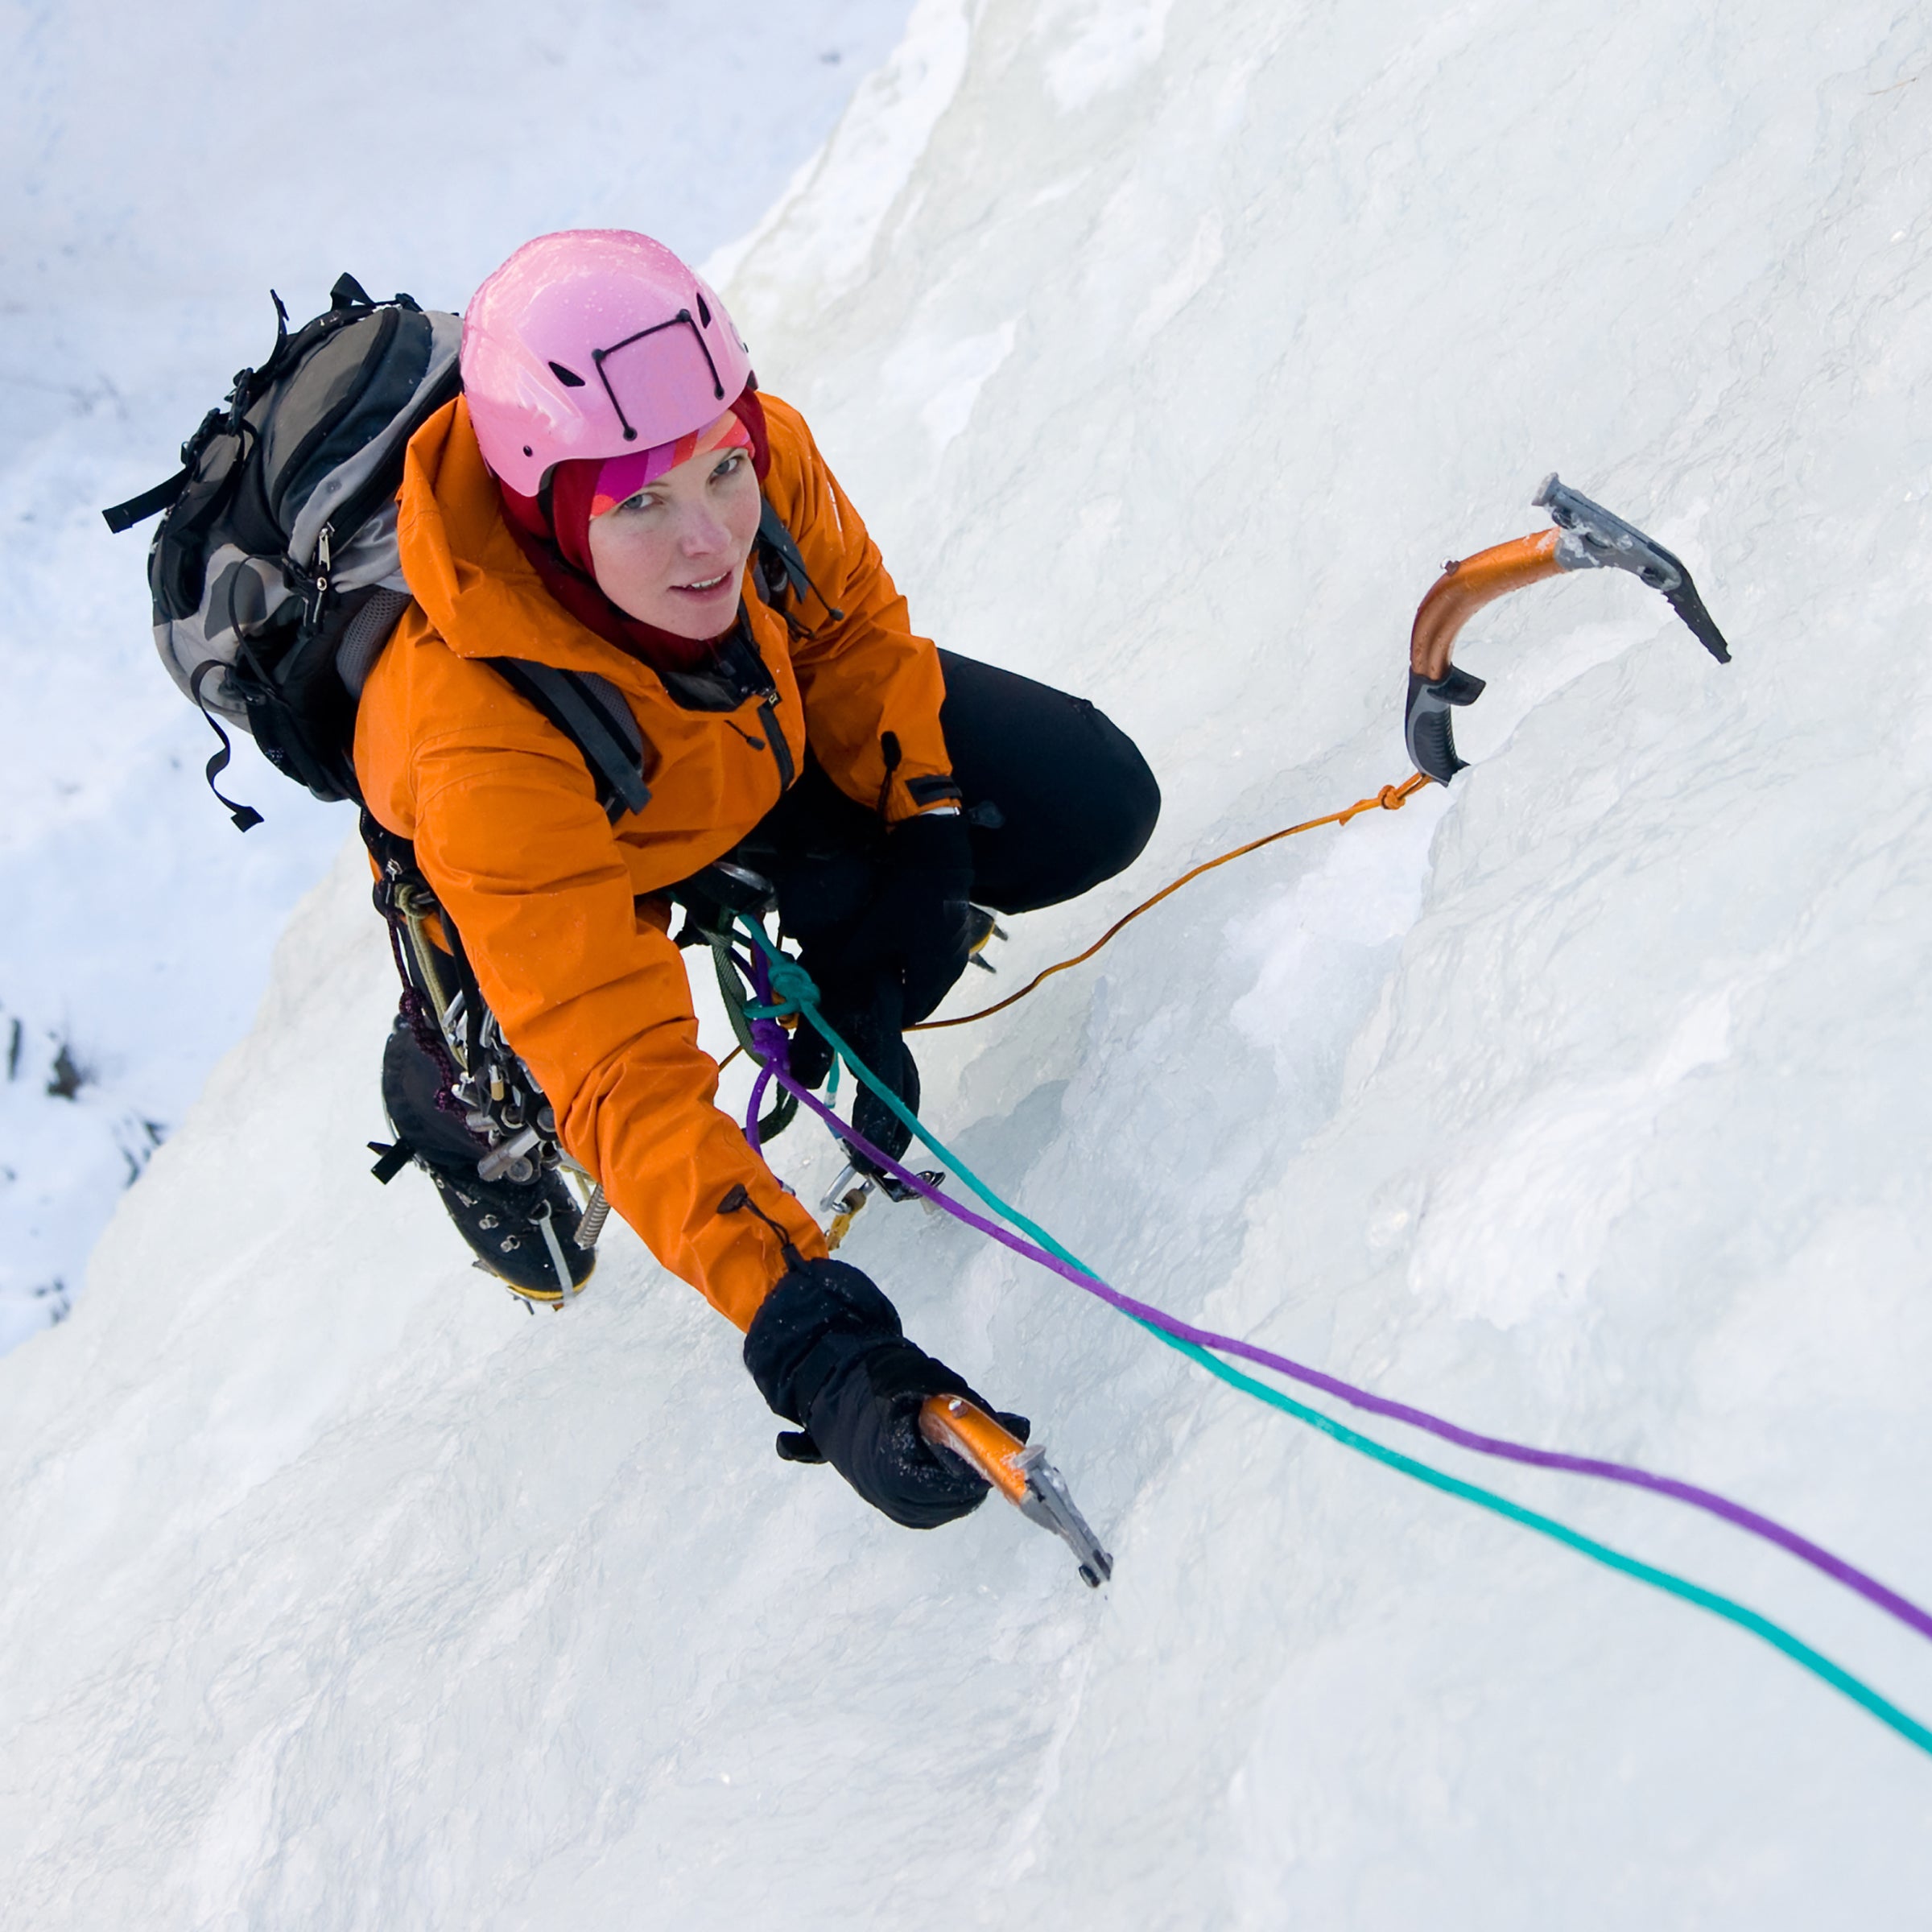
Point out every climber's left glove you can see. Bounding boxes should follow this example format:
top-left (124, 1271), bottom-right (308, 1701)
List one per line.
top-left (744, 1256), bottom-right (1030, 1530)
top-left (828, 807), bottom-right (977, 1026)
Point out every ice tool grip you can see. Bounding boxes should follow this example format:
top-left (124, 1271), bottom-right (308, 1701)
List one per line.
top-left (1403, 474), bottom-right (1733, 785)
top-left (1404, 530), bottom-right (1560, 782)
top-left (919, 1394), bottom-right (1030, 1504)
top-left (919, 1395), bottom-right (1116, 1587)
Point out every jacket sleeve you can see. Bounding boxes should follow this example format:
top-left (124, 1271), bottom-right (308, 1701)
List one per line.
top-left (410, 723), bottom-right (826, 1331)
top-left (765, 402), bottom-right (956, 824)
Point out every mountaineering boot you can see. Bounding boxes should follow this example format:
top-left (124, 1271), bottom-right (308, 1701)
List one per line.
top-left (375, 1014), bottom-right (595, 1304)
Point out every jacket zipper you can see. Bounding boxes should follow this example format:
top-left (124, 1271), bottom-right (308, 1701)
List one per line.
top-left (755, 686), bottom-right (795, 792)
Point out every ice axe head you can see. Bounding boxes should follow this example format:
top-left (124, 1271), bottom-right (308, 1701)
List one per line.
top-left (1402, 476), bottom-right (1732, 784)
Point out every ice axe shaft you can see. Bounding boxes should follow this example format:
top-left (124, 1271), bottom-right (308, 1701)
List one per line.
top-left (919, 1394), bottom-right (1115, 1587)
top-left (1410, 528), bottom-right (1566, 683)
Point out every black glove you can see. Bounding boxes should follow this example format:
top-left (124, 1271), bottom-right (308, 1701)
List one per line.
top-left (744, 1257), bottom-right (1029, 1530)
top-left (828, 809), bottom-right (977, 1027)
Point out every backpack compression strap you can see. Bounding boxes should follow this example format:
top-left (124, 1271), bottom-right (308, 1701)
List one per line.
top-left (187, 659), bottom-right (266, 832)
top-left (484, 659), bottom-right (653, 821)
top-left (101, 290), bottom-right (297, 535)
top-left (102, 467), bottom-right (199, 535)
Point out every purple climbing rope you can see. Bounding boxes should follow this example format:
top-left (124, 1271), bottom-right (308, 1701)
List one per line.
top-left (743, 997), bottom-right (787, 1157)
top-left (737, 964), bottom-right (1932, 1650)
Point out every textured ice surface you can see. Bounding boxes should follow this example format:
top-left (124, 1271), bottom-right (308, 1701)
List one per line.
top-left (0, 0), bottom-right (917, 1352)
top-left (5, 0), bottom-right (1932, 1924)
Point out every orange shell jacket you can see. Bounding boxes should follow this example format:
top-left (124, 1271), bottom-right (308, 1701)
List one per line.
top-left (354, 393), bottom-right (954, 1331)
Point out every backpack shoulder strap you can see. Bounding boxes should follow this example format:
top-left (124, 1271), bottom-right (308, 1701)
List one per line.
top-left (753, 497), bottom-right (844, 626)
top-left (483, 659), bottom-right (653, 821)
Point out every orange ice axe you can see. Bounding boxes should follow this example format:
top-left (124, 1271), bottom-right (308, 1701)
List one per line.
top-left (1404, 473), bottom-right (1732, 783)
top-left (919, 1394), bottom-right (1115, 1587)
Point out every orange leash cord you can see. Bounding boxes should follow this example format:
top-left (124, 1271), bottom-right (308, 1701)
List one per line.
top-left (912, 772), bottom-right (1431, 1033)
top-left (714, 772), bottom-right (1430, 1067)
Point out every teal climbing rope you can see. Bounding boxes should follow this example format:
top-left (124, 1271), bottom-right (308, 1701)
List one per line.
top-left (733, 917), bottom-right (1932, 1761)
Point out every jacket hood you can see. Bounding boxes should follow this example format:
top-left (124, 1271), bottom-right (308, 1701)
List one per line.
top-left (397, 397), bottom-right (672, 686)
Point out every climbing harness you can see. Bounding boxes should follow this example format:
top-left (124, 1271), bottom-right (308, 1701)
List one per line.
top-left (369, 823), bottom-right (606, 1307)
top-left (728, 922), bottom-right (1932, 1758)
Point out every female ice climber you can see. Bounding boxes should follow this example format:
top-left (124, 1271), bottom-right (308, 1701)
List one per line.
top-left (356, 229), bottom-right (1159, 1530)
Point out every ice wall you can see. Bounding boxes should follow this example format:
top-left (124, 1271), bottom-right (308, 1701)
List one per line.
top-left (5, 2), bottom-right (1932, 1925)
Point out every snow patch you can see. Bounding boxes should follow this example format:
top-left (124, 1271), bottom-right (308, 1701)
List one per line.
top-left (1410, 989), bottom-right (1736, 1332)
top-left (882, 318), bottom-right (1020, 453)
top-left (1039, 0), bottom-right (1175, 111)
top-left (704, 0), bottom-right (974, 327)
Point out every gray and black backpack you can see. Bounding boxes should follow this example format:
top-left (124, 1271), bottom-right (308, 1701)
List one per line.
top-left (100, 275), bottom-right (667, 1302)
top-left (103, 275), bottom-right (472, 824)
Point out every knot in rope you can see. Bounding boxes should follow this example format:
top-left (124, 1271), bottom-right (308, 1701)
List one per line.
top-left (1334, 773), bottom-right (1428, 829)
top-left (745, 953), bottom-right (821, 1021)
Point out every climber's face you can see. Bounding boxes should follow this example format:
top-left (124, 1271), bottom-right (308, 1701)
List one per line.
top-left (586, 440), bottom-right (762, 639)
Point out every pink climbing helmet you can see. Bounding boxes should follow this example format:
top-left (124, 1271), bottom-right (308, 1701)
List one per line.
top-left (460, 229), bottom-right (753, 497)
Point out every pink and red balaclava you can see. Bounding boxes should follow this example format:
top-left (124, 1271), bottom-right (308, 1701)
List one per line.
top-left (496, 393), bottom-right (770, 671)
